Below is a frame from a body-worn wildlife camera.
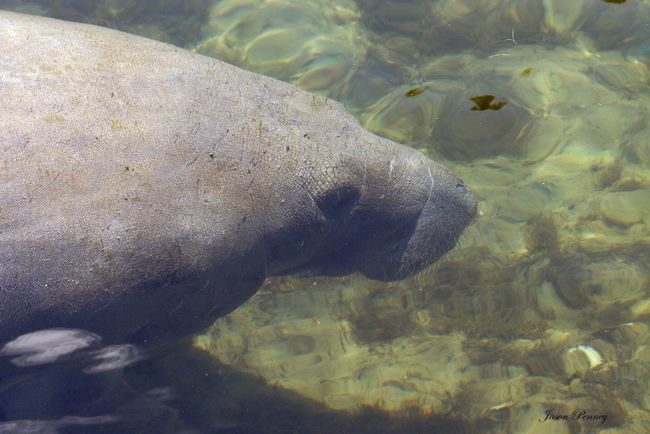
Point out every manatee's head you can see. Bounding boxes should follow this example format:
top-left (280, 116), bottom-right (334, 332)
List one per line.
top-left (263, 134), bottom-right (477, 282)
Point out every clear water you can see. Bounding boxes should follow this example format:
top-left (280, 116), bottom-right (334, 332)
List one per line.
top-left (0, 0), bottom-right (649, 433)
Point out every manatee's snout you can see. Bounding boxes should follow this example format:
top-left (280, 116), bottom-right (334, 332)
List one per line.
top-left (281, 148), bottom-right (477, 282)
top-left (356, 151), bottom-right (477, 282)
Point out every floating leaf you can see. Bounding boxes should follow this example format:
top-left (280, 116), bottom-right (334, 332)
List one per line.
top-left (469, 95), bottom-right (507, 111)
top-left (520, 67), bottom-right (533, 77)
top-left (405, 87), bottom-right (425, 97)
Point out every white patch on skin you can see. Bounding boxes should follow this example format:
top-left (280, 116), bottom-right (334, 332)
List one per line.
top-left (360, 150), bottom-right (368, 196)
top-left (388, 159), bottom-right (395, 182)
top-left (426, 165), bottom-right (435, 205)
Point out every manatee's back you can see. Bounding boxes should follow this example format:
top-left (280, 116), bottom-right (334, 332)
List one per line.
top-left (0, 11), bottom-right (272, 343)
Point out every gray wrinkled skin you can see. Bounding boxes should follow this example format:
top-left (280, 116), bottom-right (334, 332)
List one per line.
top-left (0, 11), bottom-right (476, 345)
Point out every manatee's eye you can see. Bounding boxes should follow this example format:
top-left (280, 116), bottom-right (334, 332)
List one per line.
top-left (317, 185), bottom-right (360, 219)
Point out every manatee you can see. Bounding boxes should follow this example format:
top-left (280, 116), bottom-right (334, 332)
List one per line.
top-left (0, 11), bottom-right (476, 346)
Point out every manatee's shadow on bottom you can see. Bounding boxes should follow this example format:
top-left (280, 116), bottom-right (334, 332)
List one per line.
top-left (122, 341), bottom-right (469, 434)
top-left (0, 338), bottom-right (468, 433)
